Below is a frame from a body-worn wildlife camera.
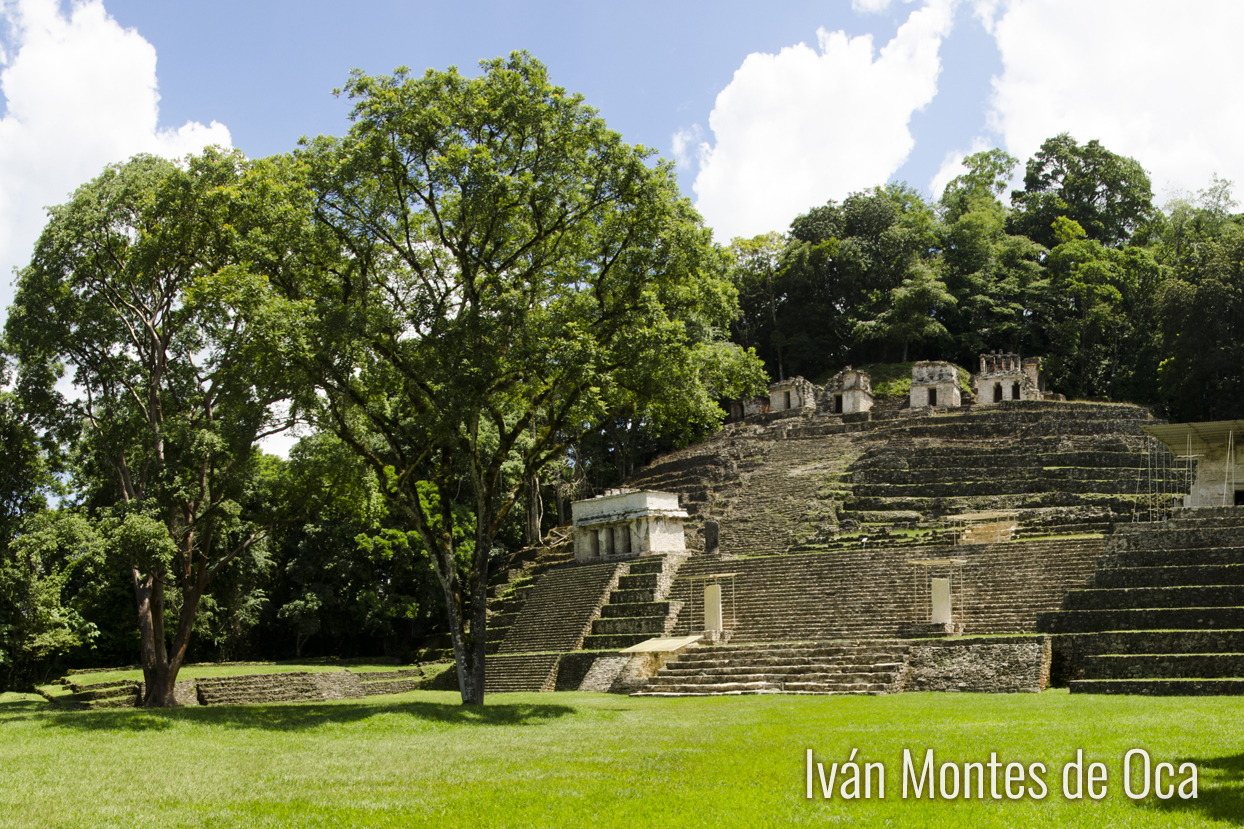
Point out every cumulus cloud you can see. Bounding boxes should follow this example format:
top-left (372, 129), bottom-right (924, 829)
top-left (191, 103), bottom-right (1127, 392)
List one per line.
top-left (986, 0), bottom-right (1244, 200)
top-left (852, 0), bottom-right (896, 13)
top-left (0, 0), bottom-right (231, 313)
top-left (687, 0), bottom-right (955, 241)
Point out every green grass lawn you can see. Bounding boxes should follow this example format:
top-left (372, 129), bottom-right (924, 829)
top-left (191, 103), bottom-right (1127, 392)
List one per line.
top-left (0, 688), bottom-right (1239, 828)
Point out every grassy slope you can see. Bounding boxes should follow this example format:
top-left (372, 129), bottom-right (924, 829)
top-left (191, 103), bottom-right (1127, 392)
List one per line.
top-left (0, 689), bottom-right (1240, 828)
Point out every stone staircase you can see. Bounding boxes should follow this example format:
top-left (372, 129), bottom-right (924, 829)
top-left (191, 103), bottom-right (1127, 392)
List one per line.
top-left (484, 530), bottom-right (576, 655)
top-left (633, 641), bottom-right (910, 696)
top-left (619, 401), bottom-right (1174, 562)
top-left (1039, 507), bottom-right (1244, 694)
top-left (482, 653), bottom-right (563, 693)
top-left (195, 671), bottom-right (365, 705)
top-left (496, 561), bottom-right (622, 654)
top-left (47, 679), bottom-right (140, 709)
top-left (669, 538), bottom-right (1102, 642)
top-left (582, 554), bottom-right (686, 651)
top-left (356, 669), bottom-right (424, 696)
top-left (840, 402), bottom-right (1178, 536)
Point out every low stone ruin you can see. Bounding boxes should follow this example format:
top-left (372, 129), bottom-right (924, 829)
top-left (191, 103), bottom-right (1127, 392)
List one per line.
top-left (767, 376), bottom-right (818, 412)
top-left (976, 351), bottom-right (1045, 403)
top-left (909, 361), bottom-right (962, 408)
top-left (822, 366), bottom-right (873, 414)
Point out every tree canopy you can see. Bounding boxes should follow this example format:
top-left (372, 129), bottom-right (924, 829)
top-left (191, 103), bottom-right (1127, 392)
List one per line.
top-left (272, 53), bottom-right (764, 703)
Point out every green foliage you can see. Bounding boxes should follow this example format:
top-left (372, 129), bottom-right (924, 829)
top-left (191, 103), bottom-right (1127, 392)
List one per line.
top-left (1009, 133), bottom-right (1155, 248)
top-left (0, 513), bottom-right (104, 689)
top-left (276, 52), bottom-right (763, 702)
top-left (1156, 219), bottom-right (1244, 421)
top-left (939, 148), bottom-right (1018, 223)
top-left (4, 148), bottom-right (306, 705)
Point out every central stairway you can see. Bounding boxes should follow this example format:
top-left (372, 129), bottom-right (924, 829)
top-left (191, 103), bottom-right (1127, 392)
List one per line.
top-left (497, 561), bottom-right (622, 654)
top-left (632, 641), bottom-right (911, 696)
top-left (1039, 507), bottom-right (1244, 694)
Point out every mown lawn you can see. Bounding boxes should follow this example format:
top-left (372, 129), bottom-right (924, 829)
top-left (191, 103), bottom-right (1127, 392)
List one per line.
top-left (0, 688), bottom-right (1239, 828)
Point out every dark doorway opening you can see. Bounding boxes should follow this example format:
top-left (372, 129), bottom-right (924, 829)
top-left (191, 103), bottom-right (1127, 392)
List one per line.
top-left (834, 394), bottom-right (844, 414)
top-left (1012, 382), bottom-right (1021, 400)
top-left (993, 384), bottom-right (1003, 402)
top-left (928, 388), bottom-right (938, 406)
top-left (1235, 490), bottom-right (1244, 507)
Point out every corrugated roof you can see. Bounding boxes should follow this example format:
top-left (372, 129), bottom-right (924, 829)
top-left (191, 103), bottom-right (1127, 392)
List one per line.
top-left (1142, 420), bottom-right (1244, 455)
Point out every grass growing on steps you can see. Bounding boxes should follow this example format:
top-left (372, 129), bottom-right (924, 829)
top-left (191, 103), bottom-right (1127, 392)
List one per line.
top-left (0, 688), bottom-right (1241, 827)
top-left (53, 662), bottom-right (415, 688)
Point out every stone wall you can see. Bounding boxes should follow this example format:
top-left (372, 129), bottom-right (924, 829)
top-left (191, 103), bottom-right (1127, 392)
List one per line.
top-left (902, 636), bottom-right (1051, 693)
top-left (195, 671), bottom-right (365, 705)
top-left (551, 651), bottom-right (664, 693)
top-left (133, 680), bottom-right (200, 707)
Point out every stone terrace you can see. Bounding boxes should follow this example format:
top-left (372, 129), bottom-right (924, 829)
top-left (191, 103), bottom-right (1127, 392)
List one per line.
top-left (1040, 507), bottom-right (1244, 694)
top-left (669, 537), bottom-right (1102, 642)
top-left (624, 401), bottom-right (1174, 555)
top-left (634, 641), bottom-right (910, 696)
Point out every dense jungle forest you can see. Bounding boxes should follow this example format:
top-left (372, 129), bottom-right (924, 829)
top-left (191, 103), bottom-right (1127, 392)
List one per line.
top-left (1, 55), bottom-right (1241, 697)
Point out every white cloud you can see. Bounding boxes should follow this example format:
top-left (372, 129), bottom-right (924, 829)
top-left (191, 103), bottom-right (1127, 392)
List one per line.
top-left (852, 0), bottom-right (896, 13)
top-left (0, 0), bottom-right (231, 314)
top-left (987, 0), bottom-right (1244, 200)
top-left (688, 0), bottom-right (956, 241)
top-left (671, 124), bottom-right (703, 171)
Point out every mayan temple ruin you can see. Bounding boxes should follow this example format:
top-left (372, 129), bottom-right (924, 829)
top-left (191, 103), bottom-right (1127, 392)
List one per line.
top-left (468, 355), bottom-right (1244, 697)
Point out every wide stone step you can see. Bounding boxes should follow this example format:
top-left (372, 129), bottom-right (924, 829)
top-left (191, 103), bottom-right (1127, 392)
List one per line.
top-left (1070, 678), bottom-right (1244, 695)
top-left (635, 681), bottom-right (887, 696)
top-left (618, 574), bottom-right (658, 590)
top-left (627, 558), bottom-right (669, 575)
top-left (609, 588), bottom-right (655, 604)
top-left (648, 670), bottom-right (898, 685)
top-left (1093, 564), bottom-right (1244, 588)
top-left (1039, 606), bottom-right (1244, 633)
top-left (1054, 629), bottom-right (1244, 655)
top-left (672, 649), bottom-right (908, 663)
top-left (599, 601), bottom-right (670, 619)
top-left (591, 616), bottom-right (667, 635)
top-left (1082, 653), bottom-right (1244, 679)
top-left (581, 633), bottom-right (663, 650)
top-left (1064, 585), bottom-right (1244, 610)
top-left (1111, 547), bottom-right (1244, 568)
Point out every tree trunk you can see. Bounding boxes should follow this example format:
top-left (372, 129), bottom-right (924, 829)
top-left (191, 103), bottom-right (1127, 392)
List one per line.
top-left (524, 474), bottom-right (542, 546)
top-left (133, 565), bottom-right (203, 707)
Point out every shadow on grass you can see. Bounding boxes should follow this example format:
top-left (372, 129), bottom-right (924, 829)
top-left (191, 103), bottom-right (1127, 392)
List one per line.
top-left (1136, 751), bottom-right (1244, 826)
top-left (29, 698), bottom-right (576, 733)
top-left (0, 696), bottom-right (49, 713)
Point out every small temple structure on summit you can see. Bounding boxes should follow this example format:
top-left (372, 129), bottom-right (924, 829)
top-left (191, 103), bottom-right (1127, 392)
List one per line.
top-left (725, 351), bottom-right (1060, 421)
top-left (909, 361), bottom-right (962, 409)
top-left (767, 376), bottom-right (818, 412)
top-left (823, 367), bottom-right (874, 414)
top-left (1143, 420), bottom-right (1244, 508)
top-left (976, 351), bottom-right (1045, 403)
top-left (570, 489), bottom-right (689, 563)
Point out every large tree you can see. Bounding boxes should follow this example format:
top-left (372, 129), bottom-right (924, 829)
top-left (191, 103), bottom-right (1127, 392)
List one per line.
top-left (281, 53), bottom-right (764, 704)
top-left (5, 150), bottom-right (301, 706)
top-left (1009, 133), bottom-right (1154, 249)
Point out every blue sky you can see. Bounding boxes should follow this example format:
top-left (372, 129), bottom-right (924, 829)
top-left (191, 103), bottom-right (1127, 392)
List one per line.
top-left (4, 0), bottom-right (1244, 320)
